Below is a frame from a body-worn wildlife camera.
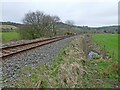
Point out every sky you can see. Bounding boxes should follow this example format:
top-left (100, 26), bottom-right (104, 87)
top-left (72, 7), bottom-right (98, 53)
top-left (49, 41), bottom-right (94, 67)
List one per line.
top-left (0, 0), bottom-right (119, 27)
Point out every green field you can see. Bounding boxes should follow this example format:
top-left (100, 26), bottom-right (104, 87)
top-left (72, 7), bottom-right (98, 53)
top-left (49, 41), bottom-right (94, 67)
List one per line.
top-left (92, 34), bottom-right (118, 82)
top-left (92, 34), bottom-right (118, 60)
top-left (0, 32), bottom-right (21, 42)
top-left (0, 25), bottom-right (18, 30)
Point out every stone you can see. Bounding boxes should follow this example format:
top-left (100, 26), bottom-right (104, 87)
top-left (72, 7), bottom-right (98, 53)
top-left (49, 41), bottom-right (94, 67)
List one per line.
top-left (88, 51), bottom-right (100, 60)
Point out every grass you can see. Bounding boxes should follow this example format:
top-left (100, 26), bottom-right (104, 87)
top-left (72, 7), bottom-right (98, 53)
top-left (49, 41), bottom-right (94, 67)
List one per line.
top-left (9, 35), bottom-right (118, 88)
top-left (92, 34), bottom-right (118, 60)
top-left (92, 34), bottom-right (118, 82)
top-left (15, 45), bottom-right (67, 88)
top-left (0, 31), bottom-right (21, 42)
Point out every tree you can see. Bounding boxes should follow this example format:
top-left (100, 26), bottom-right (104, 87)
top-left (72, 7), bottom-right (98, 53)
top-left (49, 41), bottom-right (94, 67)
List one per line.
top-left (51, 16), bottom-right (60, 36)
top-left (22, 11), bottom-right (45, 38)
top-left (21, 11), bottom-right (61, 39)
top-left (65, 20), bottom-right (74, 34)
top-left (41, 15), bottom-right (60, 36)
top-left (65, 20), bottom-right (74, 26)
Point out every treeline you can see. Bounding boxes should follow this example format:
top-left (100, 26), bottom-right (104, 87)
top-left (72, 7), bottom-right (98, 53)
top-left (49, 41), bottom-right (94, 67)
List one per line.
top-left (1, 21), bottom-right (21, 26)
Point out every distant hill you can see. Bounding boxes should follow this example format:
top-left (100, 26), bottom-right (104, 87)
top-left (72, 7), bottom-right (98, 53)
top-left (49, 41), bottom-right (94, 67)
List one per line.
top-left (55, 22), bottom-right (88, 35)
top-left (0, 22), bottom-right (21, 32)
top-left (91, 26), bottom-right (118, 33)
top-left (1, 21), bottom-right (22, 27)
top-left (0, 21), bottom-right (118, 34)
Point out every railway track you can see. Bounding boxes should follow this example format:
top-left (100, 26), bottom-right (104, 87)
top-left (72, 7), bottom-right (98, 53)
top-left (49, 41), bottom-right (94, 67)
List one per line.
top-left (0, 35), bottom-right (72, 60)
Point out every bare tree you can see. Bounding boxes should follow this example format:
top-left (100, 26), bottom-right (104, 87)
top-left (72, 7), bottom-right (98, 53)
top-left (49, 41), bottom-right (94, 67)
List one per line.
top-left (51, 16), bottom-right (60, 36)
top-left (65, 20), bottom-right (74, 34)
top-left (42, 15), bottom-right (60, 36)
top-left (65, 20), bottom-right (74, 26)
top-left (22, 11), bottom-right (45, 38)
top-left (21, 11), bottom-right (61, 39)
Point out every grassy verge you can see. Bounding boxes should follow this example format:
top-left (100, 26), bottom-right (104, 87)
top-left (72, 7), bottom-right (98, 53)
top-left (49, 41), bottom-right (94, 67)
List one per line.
top-left (15, 44), bottom-right (70, 88)
top-left (14, 35), bottom-right (118, 88)
top-left (0, 31), bottom-right (21, 42)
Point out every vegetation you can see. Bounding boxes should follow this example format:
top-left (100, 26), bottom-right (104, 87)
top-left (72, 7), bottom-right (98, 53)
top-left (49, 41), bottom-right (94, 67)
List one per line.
top-left (1, 21), bottom-right (21, 26)
top-left (0, 16), bottom-right (118, 43)
top-left (0, 20), bottom-right (118, 42)
top-left (92, 34), bottom-right (118, 60)
top-left (16, 35), bottom-right (118, 88)
top-left (93, 26), bottom-right (118, 34)
top-left (0, 25), bottom-right (18, 30)
top-left (91, 34), bottom-right (118, 85)
top-left (0, 25), bottom-right (18, 32)
top-left (20, 11), bottom-right (61, 39)
top-left (1, 31), bottom-right (21, 42)
top-left (16, 45), bottom-right (68, 88)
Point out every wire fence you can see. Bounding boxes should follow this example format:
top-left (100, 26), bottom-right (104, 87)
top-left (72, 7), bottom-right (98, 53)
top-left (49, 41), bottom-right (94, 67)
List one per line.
top-left (82, 34), bottom-right (116, 60)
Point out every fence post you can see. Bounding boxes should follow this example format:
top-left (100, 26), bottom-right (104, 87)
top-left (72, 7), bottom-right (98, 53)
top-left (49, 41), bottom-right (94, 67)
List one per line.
top-left (103, 45), bottom-right (106, 59)
top-left (112, 51), bottom-right (114, 60)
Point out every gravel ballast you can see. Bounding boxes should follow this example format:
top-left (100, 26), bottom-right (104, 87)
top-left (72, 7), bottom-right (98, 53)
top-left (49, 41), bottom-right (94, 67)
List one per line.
top-left (2, 36), bottom-right (77, 87)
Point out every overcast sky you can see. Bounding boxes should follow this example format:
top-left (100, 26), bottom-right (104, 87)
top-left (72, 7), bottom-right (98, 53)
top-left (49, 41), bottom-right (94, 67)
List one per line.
top-left (0, 0), bottom-right (119, 27)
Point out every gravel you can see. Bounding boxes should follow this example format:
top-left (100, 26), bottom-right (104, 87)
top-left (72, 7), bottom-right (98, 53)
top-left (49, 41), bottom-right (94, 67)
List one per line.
top-left (2, 35), bottom-right (77, 87)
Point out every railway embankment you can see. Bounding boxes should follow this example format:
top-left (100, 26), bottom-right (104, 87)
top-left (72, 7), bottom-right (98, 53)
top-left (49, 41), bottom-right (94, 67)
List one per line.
top-left (2, 34), bottom-right (119, 88)
top-left (2, 35), bottom-right (76, 87)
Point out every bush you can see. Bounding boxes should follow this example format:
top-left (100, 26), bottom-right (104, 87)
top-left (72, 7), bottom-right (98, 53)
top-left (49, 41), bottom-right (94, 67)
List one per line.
top-left (19, 25), bottom-right (43, 39)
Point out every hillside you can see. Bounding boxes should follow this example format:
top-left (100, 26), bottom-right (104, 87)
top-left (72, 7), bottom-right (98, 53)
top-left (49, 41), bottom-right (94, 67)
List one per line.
top-left (91, 26), bottom-right (118, 33)
top-left (0, 21), bottom-right (118, 34)
top-left (1, 21), bottom-right (22, 26)
top-left (0, 22), bottom-right (21, 32)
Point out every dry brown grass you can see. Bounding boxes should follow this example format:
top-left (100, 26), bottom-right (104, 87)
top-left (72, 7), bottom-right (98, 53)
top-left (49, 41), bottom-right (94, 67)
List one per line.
top-left (15, 35), bottom-right (118, 88)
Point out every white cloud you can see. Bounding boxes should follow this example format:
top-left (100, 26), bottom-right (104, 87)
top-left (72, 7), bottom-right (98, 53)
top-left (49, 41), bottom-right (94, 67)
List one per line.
top-left (1, 0), bottom-right (119, 27)
top-left (1, 0), bottom-right (119, 3)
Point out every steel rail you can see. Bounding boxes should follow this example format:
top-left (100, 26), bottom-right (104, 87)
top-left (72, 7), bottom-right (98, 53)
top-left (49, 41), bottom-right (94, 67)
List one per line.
top-left (0, 35), bottom-right (72, 60)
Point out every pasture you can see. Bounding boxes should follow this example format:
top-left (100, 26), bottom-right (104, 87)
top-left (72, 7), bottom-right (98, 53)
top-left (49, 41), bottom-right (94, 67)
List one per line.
top-left (92, 34), bottom-right (118, 60)
top-left (0, 31), bottom-right (21, 42)
top-left (0, 25), bottom-right (18, 30)
top-left (92, 34), bottom-right (118, 81)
